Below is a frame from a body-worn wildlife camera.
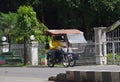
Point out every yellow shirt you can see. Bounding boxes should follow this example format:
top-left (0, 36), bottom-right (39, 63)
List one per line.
top-left (49, 40), bottom-right (64, 49)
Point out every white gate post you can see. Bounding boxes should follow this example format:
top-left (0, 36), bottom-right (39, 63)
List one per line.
top-left (102, 29), bottom-right (107, 64)
top-left (30, 35), bottom-right (38, 65)
top-left (94, 27), bottom-right (107, 65)
top-left (2, 36), bottom-right (9, 52)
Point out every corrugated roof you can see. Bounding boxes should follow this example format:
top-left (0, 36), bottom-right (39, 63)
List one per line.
top-left (44, 29), bottom-right (82, 35)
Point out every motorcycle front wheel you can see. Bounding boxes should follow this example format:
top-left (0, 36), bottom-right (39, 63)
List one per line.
top-left (62, 55), bottom-right (70, 67)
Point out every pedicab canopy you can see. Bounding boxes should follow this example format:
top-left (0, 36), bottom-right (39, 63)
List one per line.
top-left (44, 29), bottom-right (87, 43)
top-left (44, 29), bottom-right (81, 35)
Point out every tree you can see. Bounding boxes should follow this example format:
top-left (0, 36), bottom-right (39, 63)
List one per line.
top-left (16, 6), bottom-right (47, 65)
top-left (88, 0), bottom-right (120, 26)
top-left (0, 12), bottom-right (17, 50)
top-left (0, 12), bottom-right (17, 39)
top-left (0, 0), bottom-right (119, 41)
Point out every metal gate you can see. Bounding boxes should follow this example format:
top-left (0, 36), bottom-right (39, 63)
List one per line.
top-left (106, 26), bottom-right (120, 64)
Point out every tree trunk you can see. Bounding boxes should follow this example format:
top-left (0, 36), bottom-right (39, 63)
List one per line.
top-left (24, 36), bottom-right (28, 65)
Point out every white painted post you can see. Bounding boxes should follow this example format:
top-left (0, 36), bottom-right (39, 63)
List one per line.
top-left (102, 29), bottom-right (107, 64)
top-left (31, 41), bottom-right (38, 65)
top-left (2, 36), bottom-right (9, 52)
top-left (112, 42), bottom-right (115, 64)
top-left (30, 35), bottom-right (38, 65)
top-left (94, 27), bottom-right (107, 65)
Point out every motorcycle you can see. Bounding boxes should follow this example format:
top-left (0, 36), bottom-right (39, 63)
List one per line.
top-left (47, 48), bottom-right (70, 67)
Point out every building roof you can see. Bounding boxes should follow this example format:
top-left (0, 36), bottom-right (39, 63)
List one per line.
top-left (44, 29), bottom-right (82, 35)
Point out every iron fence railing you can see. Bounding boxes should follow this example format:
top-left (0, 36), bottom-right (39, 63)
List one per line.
top-left (0, 42), bottom-right (120, 65)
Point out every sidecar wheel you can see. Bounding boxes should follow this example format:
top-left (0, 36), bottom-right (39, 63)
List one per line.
top-left (69, 59), bottom-right (76, 67)
top-left (47, 56), bottom-right (55, 67)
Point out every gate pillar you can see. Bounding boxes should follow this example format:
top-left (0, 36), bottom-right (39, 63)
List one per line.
top-left (94, 27), bottom-right (107, 65)
top-left (30, 40), bottom-right (39, 65)
top-left (2, 36), bottom-right (9, 52)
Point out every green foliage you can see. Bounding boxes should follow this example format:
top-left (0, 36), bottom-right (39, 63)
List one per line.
top-left (0, 6), bottom-right (48, 43)
top-left (107, 53), bottom-right (113, 61)
top-left (0, 0), bottom-right (120, 41)
top-left (0, 12), bottom-right (17, 42)
top-left (17, 6), bottom-right (39, 34)
top-left (107, 53), bottom-right (120, 62)
top-left (13, 6), bottom-right (47, 43)
top-left (46, 0), bottom-right (120, 40)
top-left (89, 0), bottom-right (120, 11)
top-left (0, 12), bottom-right (17, 30)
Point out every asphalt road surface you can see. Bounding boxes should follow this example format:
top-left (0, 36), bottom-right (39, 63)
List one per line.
top-left (0, 66), bottom-right (69, 82)
top-left (0, 65), bottom-right (120, 82)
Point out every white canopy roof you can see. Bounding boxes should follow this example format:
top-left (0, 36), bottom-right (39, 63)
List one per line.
top-left (67, 32), bottom-right (87, 43)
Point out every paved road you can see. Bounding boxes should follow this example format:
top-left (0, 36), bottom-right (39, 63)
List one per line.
top-left (0, 66), bottom-right (69, 82)
top-left (0, 65), bottom-right (120, 82)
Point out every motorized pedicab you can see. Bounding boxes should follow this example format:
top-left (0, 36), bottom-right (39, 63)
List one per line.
top-left (44, 29), bottom-right (87, 67)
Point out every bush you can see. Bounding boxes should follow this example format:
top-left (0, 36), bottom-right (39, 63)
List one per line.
top-left (107, 53), bottom-right (120, 62)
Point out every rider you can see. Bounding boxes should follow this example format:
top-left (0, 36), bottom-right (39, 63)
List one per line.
top-left (49, 35), bottom-right (65, 61)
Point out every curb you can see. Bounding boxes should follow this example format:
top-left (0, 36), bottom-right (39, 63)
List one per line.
top-left (66, 70), bottom-right (120, 82)
top-left (47, 70), bottom-right (120, 82)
